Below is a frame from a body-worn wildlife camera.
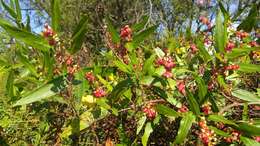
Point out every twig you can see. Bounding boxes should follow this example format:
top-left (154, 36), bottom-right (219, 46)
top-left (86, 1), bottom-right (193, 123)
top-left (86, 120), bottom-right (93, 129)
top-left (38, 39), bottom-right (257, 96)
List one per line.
top-left (219, 102), bottom-right (260, 115)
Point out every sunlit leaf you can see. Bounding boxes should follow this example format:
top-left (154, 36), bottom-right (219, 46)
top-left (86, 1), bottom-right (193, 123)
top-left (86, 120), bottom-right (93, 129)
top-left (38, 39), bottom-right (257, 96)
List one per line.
top-left (13, 76), bottom-right (67, 106)
top-left (174, 112), bottom-right (195, 144)
top-left (232, 89), bottom-right (260, 102)
top-left (142, 122), bottom-right (153, 146)
top-left (51, 0), bottom-right (61, 32)
top-left (0, 19), bottom-right (50, 51)
top-left (156, 104), bottom-right (180, 118)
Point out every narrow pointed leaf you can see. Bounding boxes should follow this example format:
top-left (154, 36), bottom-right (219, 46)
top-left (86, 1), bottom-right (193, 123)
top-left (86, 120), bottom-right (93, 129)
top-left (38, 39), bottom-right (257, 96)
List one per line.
top-left (0, 19), bottom-right (50, 51)
top-left (238, 63), bottom-right (260, 73)
top-left (14, 0), bottom-right (22, 22)
top-left (51, 0), bottom-right (61, 32)
top-left (156, 104), bottom-right (180, 117)
top-left (132, 25), bottom-right (158, 48)
top-left (13, 76), bottom-right (67, 106)
top-left (1, 0), bottom-right (17, 19)
top-left (137, 116), bottom-right (146, 135)
top-left (208, 115), bottom-right (238, 126)
top-left (106, 17), bottom-right (120, 44)
top-left (240, 136), bottom-right (260, 146)
top-left (142, 122), bottom-right (153, 146)
top-left (232, 89), bottom-right (260, 102)
top-left (214, 10), bottom-right (226, 53)
top-left (174, 112), bottom-right (195, 144)
top-left (70, 15), bottom-right (88, 54)
top-left (186, 89), bottom-right (200, 115)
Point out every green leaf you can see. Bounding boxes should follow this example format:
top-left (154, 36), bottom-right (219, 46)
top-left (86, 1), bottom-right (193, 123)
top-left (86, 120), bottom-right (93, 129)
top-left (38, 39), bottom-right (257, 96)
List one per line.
top-left (208, 115), bottom-right (238, 126)
top-left (137, 116), bottom-right (146, 135)
top-left (25, 14), bottom-right (31, 31)
top-left (132, 25), bottom-right (158, 48)
top-left (114, 60), bottom-right (132, 74)
top-left (16, 51), bottom-right (37, 76)
top-left (0, 19), bottom-right (50, 51)
top-left (238, 5), bottom-right (258, 32)
top-left (218, 1), bottom-right (229, 21)
top-left (232, 89), bottom-right (260, 102)
top-left (142, 122), bottom-right (153, 146)
top-left (186, 89), bottom-right (200, 115)
top-left (132, 16), bottom-right (149, 32)
top-left (140, 76), bottom-right (154, 86)
top-left (196, 39), bottom-right (211, 62)
top-left (14, 0), bottom-right (22, 23)
top-left (6, 70), bottom-right (15, 98)
top-left (1, 0), bottom-right (17, 19)
top-left (209, 126), bottom-right (230, 137)
top-left (110, 78), bottom-right (134, 101)
top-left (214, 10), bottom-right (226, 53)
top-left (106, 17), bottom-right (120, 44)
top-left (174, 112), bottom-right (195, 144)
top-left (154, 47), bottom-right (165, 58)
top-left (13, 76), bottom-right (67, 106)
top-left (156, 104), bottom-right (180, 118)
top-left (195, 76), bottom-right (207, 103)
top-left (96, 75), bottom-right (113, 92)
top-left (51, 0), bottom-right (61, 32)
top-left (226, 47), bottom-right (257, 59)
top-left (236, 122), bottom-right (260, 136)
top-left (96, 98), bottom-right (118, 116)
top-left (70, 15), bottom-right (88, 54)
top-left (242, 103), bottom-right (249, 121)
top-left (238, 63), bottom-right (260, 73)
top-left (143, 54), bottom-right (156, 75)
top-left (240, 136), bottom-right (260, 146)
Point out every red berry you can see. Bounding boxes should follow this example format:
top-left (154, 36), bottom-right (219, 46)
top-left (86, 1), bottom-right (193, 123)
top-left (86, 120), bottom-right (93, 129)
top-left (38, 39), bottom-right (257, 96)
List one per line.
top-left (255, 136), bottom-right (260, 142)
top-left (142, 105), bottom-right (157, 120)
top-left (155, 58), bottom-right (164, 65)
top-left (162, 70), bottom-right (173, 78)
top-left (65, 56), bottom-right (73, 65)
top-left (207, 81), bottom-right (214, 91)
top-left (93, 88), bottom-right (106, 98)
top-left (202, 105), bottom-right (211, 115)
top-left (163, 56), bottom-right (176, 70)
top-left (225, 41), bottom-right (235, 52)
top-left (120, 25), bottom-right (132, 41)
top-left (48, 38), bottom-right (56, 46)
top-left (177, 81), bottom-right (186, 95)
top-left (190, 44), bottom-right (198, 54)
top-left (225, 64), bottom-right (239, 71)
top-left (249, 41), bottom-right (258, 47)
top-left (178, 105), bottom-right (189, 113)
top-left (85, 72), bottom-right (95, 83)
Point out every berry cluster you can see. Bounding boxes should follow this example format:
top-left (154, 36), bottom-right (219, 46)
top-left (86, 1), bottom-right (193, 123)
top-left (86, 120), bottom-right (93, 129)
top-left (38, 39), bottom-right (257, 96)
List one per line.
top-left (223, 130), bottom-right (241, 143)
top-left (198, 118), bottom-right (216, 146)
top-left (42, 23), bottom-right (58, 46)
top-left (201, 103), bottom-right (212, 115)
top-left (156, 56), bottom-right (176, 78)
top-left (85, 71), bottom-right (95, 84)
top-left (93, 87), bottom-right (106, 98)
top-left (235, 31), bottom-right (249, 39)
top-left (143, 104), bottom-right (157, 120)
top-left (65, 55), bottom-right (79, 75)
top-left (120, 25), bottom-right (132, 41)
top-left (224, 64), bottom-right (240, 71)
top-left (225, 41), bottom-right (235, 52)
